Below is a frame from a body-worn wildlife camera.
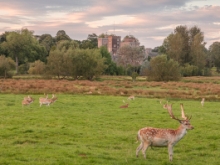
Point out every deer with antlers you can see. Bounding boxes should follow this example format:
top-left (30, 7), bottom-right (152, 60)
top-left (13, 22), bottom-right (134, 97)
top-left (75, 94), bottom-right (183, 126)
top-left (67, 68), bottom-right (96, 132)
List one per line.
top-left (136, 103), bottom-right (194, 161)
top-left (39, 94), bottom-right (57, 107)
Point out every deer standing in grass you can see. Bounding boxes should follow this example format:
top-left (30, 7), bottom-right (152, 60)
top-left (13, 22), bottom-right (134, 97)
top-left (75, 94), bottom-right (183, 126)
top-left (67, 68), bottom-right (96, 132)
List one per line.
top-left (128, 95), bottom-right (135, 100)
top-left (39, 94), bottom-right (57, 107)
top-left (136, 103), bottom-right (194, 161)
top-left (22, 95), bottom-right (34, 106)
top-left (201, 98), bottom-right (205, 107)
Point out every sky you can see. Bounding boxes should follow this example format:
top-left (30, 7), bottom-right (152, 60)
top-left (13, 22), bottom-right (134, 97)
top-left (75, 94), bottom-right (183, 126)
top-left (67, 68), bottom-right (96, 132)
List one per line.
top-left (0, 0), bottom-right (220, 49)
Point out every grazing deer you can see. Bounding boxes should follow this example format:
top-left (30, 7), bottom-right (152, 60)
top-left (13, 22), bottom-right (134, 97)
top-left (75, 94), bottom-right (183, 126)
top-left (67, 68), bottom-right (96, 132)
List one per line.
top-left (22, 95), bottom-right (34, 106)
top-left (39, 94), bottom-right (57, 107)
top-left (128, 95), bottom-right (135, 100)
top-left (136, 103), bottom-right (194, 161)
top-left (201, 98), bottom-right (205, 107)
top-left (120, 103), bottom-right (129, 108)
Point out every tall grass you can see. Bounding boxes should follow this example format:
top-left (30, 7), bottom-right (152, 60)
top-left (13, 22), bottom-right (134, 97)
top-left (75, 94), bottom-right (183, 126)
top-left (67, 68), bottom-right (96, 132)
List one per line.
top-left (0, 94), bottom-right (219, 164)
top-left (2, 77), bottom-right (220, 100)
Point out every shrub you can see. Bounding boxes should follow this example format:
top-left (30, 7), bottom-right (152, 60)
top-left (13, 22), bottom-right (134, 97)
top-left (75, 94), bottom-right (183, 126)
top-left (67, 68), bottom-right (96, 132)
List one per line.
top-left (146, 55), bottom-right (181, 81)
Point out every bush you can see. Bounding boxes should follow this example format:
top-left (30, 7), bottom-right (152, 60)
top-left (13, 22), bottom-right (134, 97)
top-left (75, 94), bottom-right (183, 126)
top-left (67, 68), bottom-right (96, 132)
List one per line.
top-left (146, 54), bottom-right (181, 81)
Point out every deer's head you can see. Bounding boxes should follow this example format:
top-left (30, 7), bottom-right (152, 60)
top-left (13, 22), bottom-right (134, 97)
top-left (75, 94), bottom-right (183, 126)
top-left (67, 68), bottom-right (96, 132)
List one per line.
top-left (166, 103), bottom-right (194, 130)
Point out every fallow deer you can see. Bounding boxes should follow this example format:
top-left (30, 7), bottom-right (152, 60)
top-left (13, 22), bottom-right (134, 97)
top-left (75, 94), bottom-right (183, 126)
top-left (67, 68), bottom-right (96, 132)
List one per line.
top-left (22, 95), bottom-right (34, 106)
top-left (136, 103), bottom-right (194, 161)
top-left (120, 103), bottom-right (129, 108)
top-left (39, 94), bottom-right (57, 107)
top-left (201, 98), bottom-right (205, 107)
top-left (160, 100), bottom-right (169, 109)
top-left (128, 95), bottom-right (135, 100)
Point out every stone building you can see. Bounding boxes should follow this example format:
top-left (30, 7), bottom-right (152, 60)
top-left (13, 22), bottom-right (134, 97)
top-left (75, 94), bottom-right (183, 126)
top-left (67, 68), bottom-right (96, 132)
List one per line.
top-left (98, 35), bottom-right (121, 56)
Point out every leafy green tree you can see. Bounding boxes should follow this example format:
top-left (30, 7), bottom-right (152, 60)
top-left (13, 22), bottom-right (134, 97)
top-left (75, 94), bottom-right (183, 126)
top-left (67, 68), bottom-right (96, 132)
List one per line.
top-left (87, 33), bottom-right (98, 48)
top-left (190, 33), bottom-right (206, 70)
top-left (162, 25), bottom-right (207, 71)
top-left (99, 46), bottom-right (118, 75)
top-left (209, 42), bottom-right (220, 72)
top-left (55, 30), bottom-right (71, 42)
top-left (146, 55), bottom-right (181, 81)
top-left (79, 33), bottom-right (98, 49)
top-left (46, 49), bottom-right (73, 79)
top-left (56, 40), bottom-right (79, 51)
top-left (71, 49), bottom-right (106, 80)
top-left (1, 28), bottom-right (47, 73)
top-left (28, 60), bottom-right (46, 75)
top-left (0, 55), bottom-right (15, 78)
top-left (39, 34), bottom-right (55, 54)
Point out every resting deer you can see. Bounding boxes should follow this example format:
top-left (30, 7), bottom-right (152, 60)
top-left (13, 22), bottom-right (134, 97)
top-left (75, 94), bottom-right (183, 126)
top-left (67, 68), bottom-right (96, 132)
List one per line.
top-left (39, 94), bottom-right (57, 107)
top-left (22, 95), bottom-right (34, 106)
top-left (201, 98), bottom-right (205, 107)
top-left (136, 103), bottom-right (194, 161)
top-left (120, 103), bottom-right (129, 108)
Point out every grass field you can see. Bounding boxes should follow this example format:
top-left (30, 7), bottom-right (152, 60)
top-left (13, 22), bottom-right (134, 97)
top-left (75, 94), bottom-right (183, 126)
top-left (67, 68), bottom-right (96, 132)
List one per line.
top-left (0, 94), bottom-right (219, 165)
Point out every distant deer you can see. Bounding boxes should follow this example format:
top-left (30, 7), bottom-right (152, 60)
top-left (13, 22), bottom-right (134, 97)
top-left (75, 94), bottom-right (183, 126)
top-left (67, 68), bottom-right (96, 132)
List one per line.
top-left (39, 94), bottom-right (57, 107)
top-left (163, 103), bottom-right (168, 109)
top-left (136, 103), bottom-right (194, 161)
top-left (22, 95), bottom-right (34, 106)
top-left (201, 98), bottom-right (205, 107)
top-left (120, 103), bottom-right (129, 108)
top-left (160, 100), bottom-right (168, 109)
top-left (128, 95), bottom-right (135, 100)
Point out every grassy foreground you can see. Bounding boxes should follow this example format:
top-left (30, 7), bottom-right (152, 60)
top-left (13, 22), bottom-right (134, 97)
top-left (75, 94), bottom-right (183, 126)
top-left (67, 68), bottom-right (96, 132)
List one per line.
top-left (0, 94), bottom-right (219, 165)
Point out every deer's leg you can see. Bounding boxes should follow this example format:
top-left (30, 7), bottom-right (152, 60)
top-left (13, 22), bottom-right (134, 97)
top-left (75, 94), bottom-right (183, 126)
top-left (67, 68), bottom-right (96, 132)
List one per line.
top-left (136, 142), bottom-right (143, 158)
top-left (168, 144), bottom-right (173, 161)
top-left (142, 142), bottom-right (149, 159)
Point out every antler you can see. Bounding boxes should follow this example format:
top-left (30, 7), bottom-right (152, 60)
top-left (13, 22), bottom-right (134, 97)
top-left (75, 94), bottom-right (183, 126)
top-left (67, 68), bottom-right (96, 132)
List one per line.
top-left (166, 104), bottom-right (180, 121)
top-left (180, 103), bottom-right (187, 120)
top-left (180, 103), bottom-right (192, 120)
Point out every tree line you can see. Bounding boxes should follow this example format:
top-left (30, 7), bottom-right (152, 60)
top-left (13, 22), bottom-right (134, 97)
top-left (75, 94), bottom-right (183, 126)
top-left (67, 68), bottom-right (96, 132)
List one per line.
top-left (0, 26), bottom-right (220, 81)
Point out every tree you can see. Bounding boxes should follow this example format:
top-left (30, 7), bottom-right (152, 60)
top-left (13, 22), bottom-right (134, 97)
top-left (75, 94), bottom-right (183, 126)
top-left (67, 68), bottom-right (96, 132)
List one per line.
top-left (87, 33), bottom-right (98, 48)
top-left (162, 25), bottom-right (207, 76)
top-left (0, 55), bottom-right (15, 78)
top-left (1, 28), bottom-right (47, 73)
top-left (99, 46), bottom-right (118, 75)
top-left (55, 30), bottom-right (71, 42)
top-left (146, 55), bottom-right (181, 81)
top-left (46, 49), bottom-right (73, 79)
top-left (116, 45), bottom-right (145, 75)
top-left (39, 34), bottom-right (55, 55)
top-left (56, 40), bottom-right (79, 51)
top-left (209, 42), bottom-right (220, 72)
top-left (79, 33), bottom-right (98, 49)
top-left (190, 33), bottom-right (206, 70)
top-left (71, 49), bottom-right (106, 80)
top-left (28, 60), bottom-right (46, 75)
top-left (140, 60), bottom-right (150, 76)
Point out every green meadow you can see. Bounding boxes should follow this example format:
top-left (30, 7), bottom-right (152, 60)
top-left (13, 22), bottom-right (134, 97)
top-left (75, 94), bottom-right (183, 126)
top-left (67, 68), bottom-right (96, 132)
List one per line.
top-left (0, 94), bottom-right (219, 165)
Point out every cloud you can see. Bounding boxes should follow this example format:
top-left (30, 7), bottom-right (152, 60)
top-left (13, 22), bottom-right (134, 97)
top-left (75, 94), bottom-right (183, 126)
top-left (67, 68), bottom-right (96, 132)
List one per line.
top-left (0, 0), bottom-right (220, 48)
